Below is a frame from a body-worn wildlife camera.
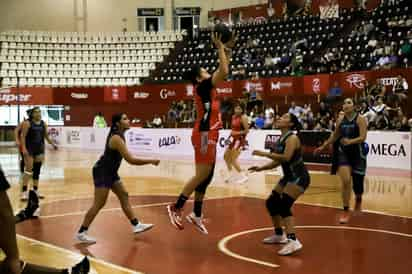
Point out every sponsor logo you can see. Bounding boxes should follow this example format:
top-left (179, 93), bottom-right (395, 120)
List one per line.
top-left (379, 77), bottom-right (398, 86)
top-left (71, 92), bottom-right (88, 99)
top-left (159, 136), bottom-right (181, 148)
top-left (186, 85), bottom-right (194, 96)
top-left (312, 78), bottom-right (320, 93)
top-left (264, 134), bottom-right (281, 150)
top-left (111, 88), bottom-right (119, 100)
top-left (134, 92), bottom-right (150, 99)
top-left (160, 89), bottom-right (176, 99)
top-left (345, 73), bottom-right (366, 89)
top-left (66, 130), bottom-right (80, 144)
top-left (271, 81), bottom-right (293, 90)
top-left (370, 144), bottom-right (407, 157)
top-left (216, 88), bottom-right (232, 94)
top-left (127, 132), bottom-right (152, 147)
top-left (0, 89), bottom-right (32, 103)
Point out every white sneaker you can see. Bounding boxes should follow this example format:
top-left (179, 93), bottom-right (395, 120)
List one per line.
top-left (32, 207), bottom-right (41, 217)
top-left (278, 239), bottom-right (303, 256)
top-left (20, 191), bottom-right (28, 201)
top-left (186, 212), bottom-right (208, 234)
top-left (235, 174), bottom-right (248, 184)
top-left (75, 232), bottom-right (96, 244)
top-left (224, 173), bottom-right (235, 184)
top-left (133, 222), bottom-right (154, 234)
top-left (262, 234), bottom-right (288, 244)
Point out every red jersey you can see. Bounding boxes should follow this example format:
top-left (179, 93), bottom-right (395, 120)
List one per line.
top-left (231, 115), bottom-right (243, 135)
top-left (193, 77), bottom-right (222, 135)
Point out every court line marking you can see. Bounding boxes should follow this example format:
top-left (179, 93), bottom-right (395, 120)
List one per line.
top-left (241, 194), bottom-right (412, 220)
top-left (17, 234), bottom-right (142, 274)
top-left (40, 196), bottom-right (236, 219)
top-left (218, 225), bottom-right (412, 269)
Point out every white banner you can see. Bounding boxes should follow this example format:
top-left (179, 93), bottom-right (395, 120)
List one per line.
top-left (48, 127), bottom-right (412, 171)
top-left (366, 131), bottom-right (411, 170)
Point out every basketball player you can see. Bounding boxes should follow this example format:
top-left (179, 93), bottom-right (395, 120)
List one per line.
top-left (15, 116), bottom-right (27, 187)
top-left (15, 110), bottom-right (32, 194)
top-left (76, 113), bottom-right (159, 244)
top-left (0, 167), bottom-right (90, 274)
top-left (223, 103), bottom-right (249, 184)
top-left (315, 98), bottom-right (368, 223)
top-left (249, 113), bottom-right (309, 255)
top-left (20, 107), bottom-right (58, 200)
top-left (167, 32), bottom-right (235, 234)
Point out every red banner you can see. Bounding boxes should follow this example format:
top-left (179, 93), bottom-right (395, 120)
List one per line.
top-left (0, 87), bottom-right (54, 105)
top-left (104, 87), bottom-right (127, 103)
top-left (303, 74), bottom-right (330, 95)
top-left (334, 71), bottom-right (371, 96)
top-left (53, 88), bottom-right (104, 105)
top-left (267, 76), bottom-right (295, 96)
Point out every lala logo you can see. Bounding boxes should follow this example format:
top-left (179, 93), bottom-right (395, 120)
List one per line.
top-left (111, 88), bottom-right (119, 100)
top-left (346, 74), bottom-right (366, 89)
top-left (271, 81), bottom-right (293, 91)
top-left (216, 88), bottom-right (232, 94)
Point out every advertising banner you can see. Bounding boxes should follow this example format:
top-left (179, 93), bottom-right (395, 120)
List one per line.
top-left (0, 87), bottom-right (54, 105)
top-left (303, 74), bottom-right (330, 95)
top-left (50, 127), bottom-right (412, 171)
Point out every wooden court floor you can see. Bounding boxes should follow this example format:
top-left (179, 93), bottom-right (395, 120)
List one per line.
top-left (0, 147), bottom-right (411, 274)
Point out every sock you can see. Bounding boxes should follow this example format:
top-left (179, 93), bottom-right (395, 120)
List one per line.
top-left (130, 218), bottom-right (139, 226)
top-left (194, 201), bottom-right (203, 217)
top-left (33, 185), bottom-right (38, 191)
top-left (275, 227), bottom-right (283, 236)
top-left (287, 233), bottom-right (296, 241)
top-left (175, 194), bottom-right (188, 209)
top-left (343, 206), bottom-right (349, 211)
top-left (22, 185), bottom-right (28, 192)
top-left (78, 226), bottom-right (88, 233)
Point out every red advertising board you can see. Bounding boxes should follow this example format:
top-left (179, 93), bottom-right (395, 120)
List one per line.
top-left (303, 74), bottom-right (330, 95)
top-left (334, 71), bottom-right (371, 96)
top-left (0, 87), bottom-right (54, 105)
top-left (104, 87), bottom-right (127, 103)
top-left (266, 76), bottom-right (295, 96)
top-left (53, 88), bottom-right (104, 105)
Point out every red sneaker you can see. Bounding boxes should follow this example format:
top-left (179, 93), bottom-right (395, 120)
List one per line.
top-left (167, 205), bottom-right (184, 230)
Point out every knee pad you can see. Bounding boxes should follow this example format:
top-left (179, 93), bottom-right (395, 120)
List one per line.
top-left (266, 191), bottom-right (281, 216)
top-left (195, 165), bottom-right (215, 194)
top-left (352, 173), bottom-right (365, 195)
top-left (32, 162), bottom-right (42, 181)
top-left (279, 193), bottom-right (295, 218)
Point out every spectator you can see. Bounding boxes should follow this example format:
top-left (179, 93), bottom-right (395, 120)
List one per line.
top-left (254, 113), bottom-right (265, 129)
top-left (326, 81), bottom-right (343, 104)
top-left (93, 112), bottom-right (107, 128)
top-left (288, 101), bottom-right (304, 120)
top-left (371, 96), bottom-right (390, 129)
top-left (392, 109), bottom-right (410, 131)
top-left (370, 78), bottom-right (386, 97)
top-left (152, 114), bottom-right (163, 128)
top-left (245, 73), bottom-right (264, 112)
top-left (392, 74), bottom-right (408, 102)
top-left (264, 112), bottom-right (274, 129)
top-left (318, 101), bottom-right (332, 118)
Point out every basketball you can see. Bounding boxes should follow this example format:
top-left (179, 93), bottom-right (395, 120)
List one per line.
top-left (214, 23), bottom-right (232, 43)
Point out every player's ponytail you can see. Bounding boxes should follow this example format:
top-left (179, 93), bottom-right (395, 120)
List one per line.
top-left (105, 113), bottom-right (123, 145)
top-left (289, 113), bottom-right (302, 132)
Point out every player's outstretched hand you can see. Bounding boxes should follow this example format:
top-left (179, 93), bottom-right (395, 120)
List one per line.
top-left (151, 160), bottom-right (160, 166)
top-left (248, 166), bottom-right (260, 173)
